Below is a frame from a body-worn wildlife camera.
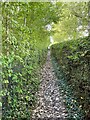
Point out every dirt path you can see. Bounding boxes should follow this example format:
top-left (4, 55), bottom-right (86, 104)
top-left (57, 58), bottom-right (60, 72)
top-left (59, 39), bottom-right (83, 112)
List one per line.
top-left (31, 51), bottom-right (68, 120)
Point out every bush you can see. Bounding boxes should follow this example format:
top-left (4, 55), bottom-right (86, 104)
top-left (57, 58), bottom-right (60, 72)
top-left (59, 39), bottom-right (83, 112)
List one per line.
top-left (2, 49), bottom-right (47, 120)
top-left (51, 37), bottom-right (90, 119)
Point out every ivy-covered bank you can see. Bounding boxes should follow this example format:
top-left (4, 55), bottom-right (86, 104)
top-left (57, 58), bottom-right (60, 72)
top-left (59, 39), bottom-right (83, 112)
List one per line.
top-left (2, 49), bottom-right (47, 120)
top-left (51, 37), bottom-right (90, 120)
top-left (1, 2), bottom-right (58, 120)
top-left (52, 57), bottom-right (84, 120)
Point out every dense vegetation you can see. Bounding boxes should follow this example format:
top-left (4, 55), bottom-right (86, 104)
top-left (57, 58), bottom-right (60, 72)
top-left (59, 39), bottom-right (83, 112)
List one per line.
top-left (1, 2), bottom-right (60, 119)
top-left (1, 1), bottom-right (90, 120)
top-left (51, 37), bottom-right (90, 119)
top-left (52, 2), bottom-right (89, 42)
top-left (50, 3), bottom-right (90, 119)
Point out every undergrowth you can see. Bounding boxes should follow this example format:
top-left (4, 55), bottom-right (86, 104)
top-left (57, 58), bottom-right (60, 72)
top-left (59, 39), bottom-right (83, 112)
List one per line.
top-left (52, 57), bottom-right (84, 120)
top-left (1, 49), bottom-right (47, 120)
top-left (51, 37), bottom-right (90, 119)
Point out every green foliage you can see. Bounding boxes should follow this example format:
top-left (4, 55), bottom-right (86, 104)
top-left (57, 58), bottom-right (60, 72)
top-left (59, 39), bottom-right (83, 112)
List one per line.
top-left (51, 37), bottom-right (90, 119)
top-left (52, 57), bottom-right (84, 120)
top-left (52, 2), bottom-right (88, 42)
top-left (2, 2), bottom-right (90, 119)
top-left (1, 2), bottom-right (60, 119)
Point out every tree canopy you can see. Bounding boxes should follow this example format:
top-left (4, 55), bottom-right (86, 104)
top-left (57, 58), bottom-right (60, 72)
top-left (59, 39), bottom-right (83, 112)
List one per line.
top-left (1, 2), bottom-right (90, 120)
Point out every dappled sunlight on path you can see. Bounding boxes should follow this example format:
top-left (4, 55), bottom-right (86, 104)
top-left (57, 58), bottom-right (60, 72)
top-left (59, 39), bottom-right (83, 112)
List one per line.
top-left (31, 51), bottom-right (68, 120)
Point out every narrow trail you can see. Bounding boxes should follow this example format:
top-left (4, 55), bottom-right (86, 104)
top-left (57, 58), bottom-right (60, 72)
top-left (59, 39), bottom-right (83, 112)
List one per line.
top-left (31, 51), bottom-right (68, 120)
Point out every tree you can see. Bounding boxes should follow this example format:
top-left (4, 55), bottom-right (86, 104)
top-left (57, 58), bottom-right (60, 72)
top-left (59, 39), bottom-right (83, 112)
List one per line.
top-left (1, 2), bottom-right (61, 119)
top-left (52, 2), bottom-right (89, 42)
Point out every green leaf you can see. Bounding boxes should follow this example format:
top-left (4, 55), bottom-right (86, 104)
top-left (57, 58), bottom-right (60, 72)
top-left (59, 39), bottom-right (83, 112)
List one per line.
top-left (3, 80), bottom-right (9, 84)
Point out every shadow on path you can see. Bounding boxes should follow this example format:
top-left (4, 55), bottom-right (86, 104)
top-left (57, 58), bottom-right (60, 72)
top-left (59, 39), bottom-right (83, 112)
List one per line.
top-left (31, 51), bottom-right (68, 120)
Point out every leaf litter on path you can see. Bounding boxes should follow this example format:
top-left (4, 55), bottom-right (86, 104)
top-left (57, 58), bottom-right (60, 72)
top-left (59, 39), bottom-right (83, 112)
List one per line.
top-left (31, 51), bottom-right (68, 120)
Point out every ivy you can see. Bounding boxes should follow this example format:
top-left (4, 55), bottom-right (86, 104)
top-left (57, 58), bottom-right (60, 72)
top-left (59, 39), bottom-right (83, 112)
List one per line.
top-left (1, 2), bottom-right (60, 119)
top-left (51, 37), bottom-right (90, 119)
